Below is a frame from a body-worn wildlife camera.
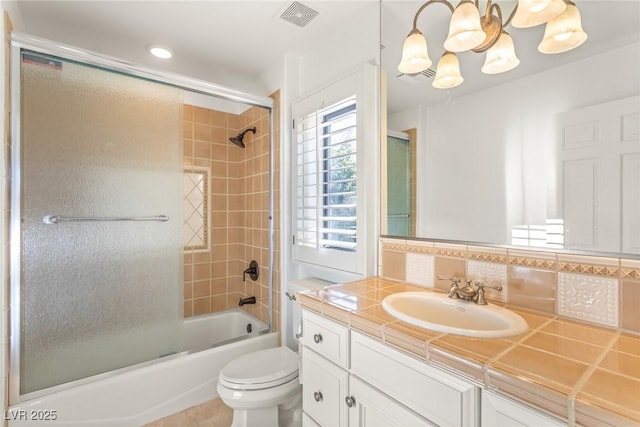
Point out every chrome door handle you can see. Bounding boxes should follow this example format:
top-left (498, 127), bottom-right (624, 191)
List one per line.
top-left (345, 396), bottom-right (356, 407)
top-left (313, 333), bottom-right (323, 344)
top-left (314, 391), bottom-right (323, 402)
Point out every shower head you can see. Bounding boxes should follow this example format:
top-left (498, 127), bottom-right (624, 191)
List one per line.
top-left (229, 127), bottom-right (256, 149)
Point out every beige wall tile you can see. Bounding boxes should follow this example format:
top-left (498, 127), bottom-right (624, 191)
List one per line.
top-left (434, 256), bottom-right (467, 292)
top-left (508, 266), bottom-right (556, 314)
top-left (381, 250), bottom-right (406, 281)
top-left (193, 106), bottom-right (211, 125)
top-left (621, 280), bottom-right (640, 333)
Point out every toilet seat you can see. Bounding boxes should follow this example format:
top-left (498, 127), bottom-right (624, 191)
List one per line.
top-left (219, 346), bottom-right (299, 390)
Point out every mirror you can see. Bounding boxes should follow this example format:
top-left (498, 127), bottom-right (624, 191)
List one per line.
top-left (381, 0), bottom-right (640, 256)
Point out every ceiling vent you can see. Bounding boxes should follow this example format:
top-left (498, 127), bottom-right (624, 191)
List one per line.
top-left (279, 1), bottom-right (319, 28)
top-left (397, 69), bottom-right (436, 84)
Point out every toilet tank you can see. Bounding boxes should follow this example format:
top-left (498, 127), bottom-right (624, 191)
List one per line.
top-left (286, 278), bottom-right (332, 351)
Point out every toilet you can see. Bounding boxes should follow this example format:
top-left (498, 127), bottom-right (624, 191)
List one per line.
top-left (217, 278), bottom-right (330, 427)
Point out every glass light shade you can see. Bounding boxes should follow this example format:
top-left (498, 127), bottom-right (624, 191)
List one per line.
top-left (511, 0), bottom-right (567, 28)
top-left (538, 3), bottom-right (587, 54)
top-left (433, 52), bottom-right (464, 89)
top-left (443, 1), bottom-right (486, 52)
top-left (481, 31), bottom-right (520, 74)
top-left (398, 28), bottom-right (432, 74)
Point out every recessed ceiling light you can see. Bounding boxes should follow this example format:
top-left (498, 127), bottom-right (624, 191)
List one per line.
top-left (148, 45), bottom-right (173, 59)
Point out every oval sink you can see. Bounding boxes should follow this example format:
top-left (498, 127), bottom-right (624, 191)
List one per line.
top-left (382, 292), bottom-right (528, 338)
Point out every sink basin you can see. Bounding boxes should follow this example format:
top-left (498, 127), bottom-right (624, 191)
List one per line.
top-left (381, 292), bottom-right (528, 338)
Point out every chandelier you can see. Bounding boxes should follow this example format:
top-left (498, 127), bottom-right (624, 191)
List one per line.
top-left (398, 0), bottom-right (588, 89)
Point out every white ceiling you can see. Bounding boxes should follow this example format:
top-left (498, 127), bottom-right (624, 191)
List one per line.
top-left (7, 0), bottom-right (640, 113)
top-left (9, 0), bottom-right (378, 95)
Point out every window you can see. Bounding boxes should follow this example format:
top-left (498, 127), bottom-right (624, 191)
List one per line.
top-left (292, 73), bottom-right (364, 273)
top-left (297, 96), bottom-right (357, 253)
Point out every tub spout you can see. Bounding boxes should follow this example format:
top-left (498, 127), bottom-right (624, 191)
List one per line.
top-left (239, 296), bottom-right (256, 306)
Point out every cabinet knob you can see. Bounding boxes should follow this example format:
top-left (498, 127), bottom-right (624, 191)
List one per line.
top-left (313, 333), bottom-right (323, 344)
top-left (314, 391), bottom-right (323, 402)
top-left (345, 396), bottom-right (356, 407)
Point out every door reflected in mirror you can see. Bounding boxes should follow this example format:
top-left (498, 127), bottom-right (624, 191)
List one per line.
top-left (386, 130), bottom-right (416, 237)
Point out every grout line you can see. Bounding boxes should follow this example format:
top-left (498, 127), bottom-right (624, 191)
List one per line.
top-left (566, 331), bottom-right (620, 425)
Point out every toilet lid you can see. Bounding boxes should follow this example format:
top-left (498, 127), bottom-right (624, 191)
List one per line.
top-left (219, 346), bottom-right (299, 390)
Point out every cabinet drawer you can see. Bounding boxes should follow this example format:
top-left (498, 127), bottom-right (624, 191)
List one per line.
top-left (351, 331), bottom-right (478, 427)
top-left (302, 310), bottom-right (350, 368)
top-left (302, 348), bottom-right (349, 427)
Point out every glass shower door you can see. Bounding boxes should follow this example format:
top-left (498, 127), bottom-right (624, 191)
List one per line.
top-left (17, 50), bottom-right (183, 395)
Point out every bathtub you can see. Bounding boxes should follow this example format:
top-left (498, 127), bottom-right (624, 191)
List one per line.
top-left (7, 309), bottom-right (277, 427)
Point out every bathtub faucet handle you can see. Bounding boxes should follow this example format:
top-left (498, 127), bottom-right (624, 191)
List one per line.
top-left (243, 260), bottom-right (259, 282)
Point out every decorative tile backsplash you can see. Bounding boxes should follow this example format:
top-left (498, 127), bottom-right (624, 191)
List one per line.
top-left (467, 260), bottom-right (507, 303)
top-left (406, 252), bottom-right (434, 288)
top-left (557, 273), bottom-right (619, 327)
top-left (380, 237), bottom-right (640, 334)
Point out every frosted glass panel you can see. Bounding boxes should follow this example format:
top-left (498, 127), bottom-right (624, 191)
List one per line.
top-left (20, 51), bottom-right (183, 394)
top-left (387, 136), bottom-right (410, 236)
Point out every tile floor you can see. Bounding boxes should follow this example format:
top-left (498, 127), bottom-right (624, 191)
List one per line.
top-left (144, 398), bottom-right (232, 427)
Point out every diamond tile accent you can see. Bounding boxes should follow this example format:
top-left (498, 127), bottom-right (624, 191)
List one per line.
top-left (468, 251), bottom-right (507, 264)
top-left (381, 241), bottom-right (406, 251)
top-left (467, 261), bottom-right (507, 302)
top-left (621, 268), bottom-right (640, 280)
top-left (406, 253), bottom-right (434, 288)
top-left (558, 262), bottom-right (619, 277)
top-left (558, 273), bottom-right (619, 327)
top-left (183, 167), bottom-right (209, 250)
top-left (406, 243), bottom-right (433, 254)
top-left (508, 256), bottom-right (557, 270)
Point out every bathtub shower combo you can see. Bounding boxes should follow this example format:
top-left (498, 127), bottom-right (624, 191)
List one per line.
top-left (7, 33), bottom-right (277, 426)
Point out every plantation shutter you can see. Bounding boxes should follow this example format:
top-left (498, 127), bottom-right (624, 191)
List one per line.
top-left (292, 73), bottom-right (361, 272)
top-left (296, 96), bottom-right (357, 251)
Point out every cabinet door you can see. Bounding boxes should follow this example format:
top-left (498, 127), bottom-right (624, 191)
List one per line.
top-left (303, 412), bottom-right (321, 427)
top-left (482, 391), bottom-right (565, 427)
top-left (348, 376), bottom-right (436, 427)
top-left (302, 347), bottom-right (349, 427)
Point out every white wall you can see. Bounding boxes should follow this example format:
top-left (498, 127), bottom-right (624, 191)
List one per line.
top-left (413, 42), bottom-right (640, 244)
top-left (279, 2), bottom-right (380, 288)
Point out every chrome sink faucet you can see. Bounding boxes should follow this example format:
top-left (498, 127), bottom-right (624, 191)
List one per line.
top-left (437, 275), bottom-right (503, 305)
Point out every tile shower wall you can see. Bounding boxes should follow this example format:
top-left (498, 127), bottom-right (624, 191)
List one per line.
top-left (379, 237), bottom-right (640, 334)
top-left (183, 91), bottom-right (280, 335)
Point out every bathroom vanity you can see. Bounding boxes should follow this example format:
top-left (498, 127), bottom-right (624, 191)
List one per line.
top-left (297, 278), bottom-right (639, 426)
top-left (300, 309), bottom-right (562, 427)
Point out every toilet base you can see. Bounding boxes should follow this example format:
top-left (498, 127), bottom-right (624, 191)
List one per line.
top-left (228, 397), bottom-right (302, 427)
top-left (218, 378), bottom-right (302, 427)
top-left (230, 407), bottom-right (278, 427)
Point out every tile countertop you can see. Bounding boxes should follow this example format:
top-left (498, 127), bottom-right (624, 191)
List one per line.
top-left (296, 277), bottom-right (640, 427)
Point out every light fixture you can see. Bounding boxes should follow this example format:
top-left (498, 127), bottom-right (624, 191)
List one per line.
top-left (398, 28), bottom-right (432, 74)
top-left (443, 0), bottom-right (486, 52)
top-left (481, 31), bottom-right (520, 74)
top-left (538, 1), bottom-right (587, 54)
top-left (511, 0), bottom-right (566, 29)
top-left (432, 51), bottom-right (464, 89)
top-left (397, 0), bottom-right (587, 89)
top-left (148, 45), bottom-right (174, 59)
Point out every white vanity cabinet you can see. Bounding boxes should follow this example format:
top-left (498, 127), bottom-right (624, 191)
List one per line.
top-left (300, 310), bottom-right (477, 427)
top-left (481, 391), bottom-right (565, 427)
